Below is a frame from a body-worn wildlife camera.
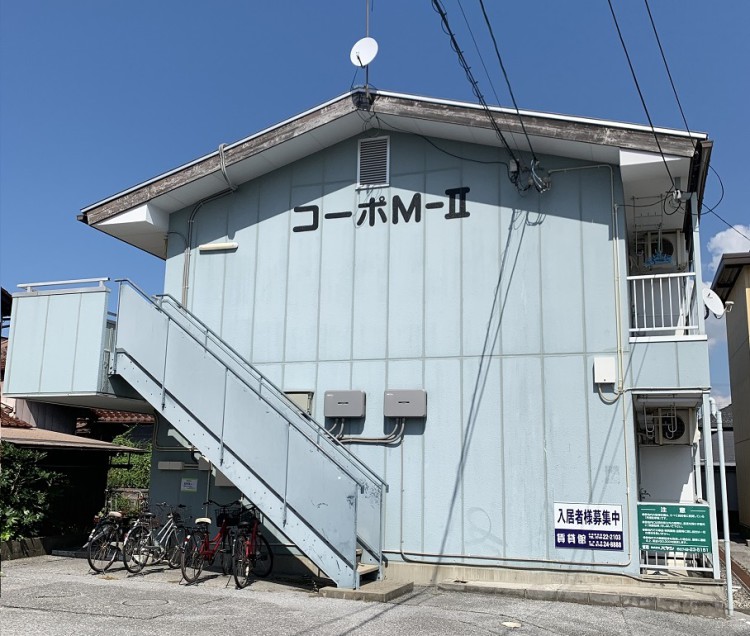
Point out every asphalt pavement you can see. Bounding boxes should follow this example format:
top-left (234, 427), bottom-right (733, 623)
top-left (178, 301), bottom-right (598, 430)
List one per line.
top-left (1, 556), bottom-right (749, 635)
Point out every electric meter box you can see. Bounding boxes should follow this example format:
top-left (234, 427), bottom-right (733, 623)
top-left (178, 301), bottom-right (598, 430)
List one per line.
top-left (384, 390), bottom-right (427, 418)
top-left (593, 356), bottom-right (616, 384)
top-left (324, 390), bottom-right (366, 418)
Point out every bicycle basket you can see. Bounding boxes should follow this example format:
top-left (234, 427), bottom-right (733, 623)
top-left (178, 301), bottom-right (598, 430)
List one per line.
top-left (215, 507), bottom-right (242, 527)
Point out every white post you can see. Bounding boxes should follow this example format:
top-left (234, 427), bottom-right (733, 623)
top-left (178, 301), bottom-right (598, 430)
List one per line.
top-left (701, 394), bottom-right (720, 579)
top-left (710, 397), bottom-right (734, 617)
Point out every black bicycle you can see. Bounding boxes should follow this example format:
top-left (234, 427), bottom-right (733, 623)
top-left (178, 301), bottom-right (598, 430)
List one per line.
top-left (232, 504), bottom-right (273, 588)
top-left (86, 510), bottom-right (131, 573)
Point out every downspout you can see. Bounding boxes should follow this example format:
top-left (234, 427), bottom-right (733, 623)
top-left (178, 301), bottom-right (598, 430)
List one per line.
top-left (710, 397), bottom-right (733, 617)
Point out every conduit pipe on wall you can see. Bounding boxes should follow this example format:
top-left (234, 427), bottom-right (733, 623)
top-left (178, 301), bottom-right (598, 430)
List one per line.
top-left (336, 417), bottom-right (406, 445)
top-left (181, 189), bottom-right (235, 307)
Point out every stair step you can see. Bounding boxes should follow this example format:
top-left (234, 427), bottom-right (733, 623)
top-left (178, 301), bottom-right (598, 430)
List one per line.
top-left (357, 563), bottom-right (380, 576)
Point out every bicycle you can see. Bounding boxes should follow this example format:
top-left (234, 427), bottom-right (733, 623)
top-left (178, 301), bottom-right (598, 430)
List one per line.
top-left (232, 504), bottom-right (273, 588)
top-left (122, 503), bottom-right (186, 573)
top-left (85, 487), bottom-right (142, 573)
top-left (181, 499), bottom-right (246, 584)
top-left (85, 510), bottom-right (131, 573)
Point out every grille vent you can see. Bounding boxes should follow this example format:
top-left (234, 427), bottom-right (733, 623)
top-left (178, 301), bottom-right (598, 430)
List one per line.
top-left (358, 137), bottom-right (389, 186)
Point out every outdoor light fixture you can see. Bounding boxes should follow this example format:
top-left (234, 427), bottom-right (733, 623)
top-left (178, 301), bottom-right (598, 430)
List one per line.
top-left (198, 241), bottom-right (238, 252)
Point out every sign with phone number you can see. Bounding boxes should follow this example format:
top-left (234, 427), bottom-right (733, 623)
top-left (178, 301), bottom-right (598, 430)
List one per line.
top-left (638, 503), bottom-right (712, 553)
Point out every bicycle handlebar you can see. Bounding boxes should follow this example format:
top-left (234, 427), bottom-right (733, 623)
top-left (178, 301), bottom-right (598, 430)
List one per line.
top-left (203, 499), bottom-right (241, 508)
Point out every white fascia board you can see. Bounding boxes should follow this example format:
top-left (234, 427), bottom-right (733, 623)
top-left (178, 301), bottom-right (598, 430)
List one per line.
top-left (98, 202), bottom-right (168, 232)
top-left (95, 202), bottom-right (168, 258)
top-left (619, 148), bottom-right (683, 168)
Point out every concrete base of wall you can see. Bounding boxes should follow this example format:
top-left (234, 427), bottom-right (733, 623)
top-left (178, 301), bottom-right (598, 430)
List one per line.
top-left (1, 536), bottom-right (83, 562)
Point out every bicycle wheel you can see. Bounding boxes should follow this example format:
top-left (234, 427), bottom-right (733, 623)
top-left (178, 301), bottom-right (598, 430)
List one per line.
top-left (232, 533), bottom-right (251, 589)
top-left (181, 531), bottom-right (206, 583)
top-left (122, 525), bottom-right (150, 573)
top-left (165, 530), bottom-right (182, 569)
top-left (87, 525), bottom-right (118, 573)
top-left (251, 534), bottom-right (273, 578)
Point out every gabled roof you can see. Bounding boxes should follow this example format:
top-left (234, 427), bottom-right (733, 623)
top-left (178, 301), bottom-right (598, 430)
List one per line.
top-left (79, 89), bottom-right (711, 258)
top-left (711, 252), bottom-right (750, 302)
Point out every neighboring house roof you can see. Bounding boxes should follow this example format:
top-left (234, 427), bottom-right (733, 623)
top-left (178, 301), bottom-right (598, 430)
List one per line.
top-left (1, 404), bottom-right (33, 428)
top-left (1, 424), bottom-right (145, 453)
top-left (92, 409), bottom-right (155, 424)
top-left (79, 89), bottom-right (712, 258)
top-left (711, 252), bottom-right (750, 303)
top-left (1, 402), bottom-right (144, 453)
top-left (0, 338), bottom-right (7, 376)
top-left (1, 287), bottom-right (11, 320)
top-left (711, 430), bottom-right (736, 466)
top-left (720, 404), bottom-right (733, 429)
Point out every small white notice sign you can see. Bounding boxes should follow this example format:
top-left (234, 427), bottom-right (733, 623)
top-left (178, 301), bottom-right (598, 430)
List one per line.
top-left (181, 478), bottom-right (198, 493)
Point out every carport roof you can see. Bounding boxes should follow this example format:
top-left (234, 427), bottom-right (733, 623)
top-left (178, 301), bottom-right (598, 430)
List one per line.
top-left (1, 425), bottom-right (145, 453)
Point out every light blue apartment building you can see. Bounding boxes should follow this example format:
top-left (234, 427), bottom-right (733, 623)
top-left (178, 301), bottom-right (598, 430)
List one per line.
top-left (4, 90), bottom-right (719, 588)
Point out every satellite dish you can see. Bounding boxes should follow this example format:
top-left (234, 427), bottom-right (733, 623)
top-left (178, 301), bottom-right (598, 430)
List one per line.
top-left (702, 286), bottom-right (725, 318)
top-left (350, 37), bottom-right (378, 67)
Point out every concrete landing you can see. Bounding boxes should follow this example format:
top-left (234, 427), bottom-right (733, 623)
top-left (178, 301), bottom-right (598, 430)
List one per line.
top-left (318, 579), bottom-right (414, 602)
top-left (438, 579), bottom-right (725, 618)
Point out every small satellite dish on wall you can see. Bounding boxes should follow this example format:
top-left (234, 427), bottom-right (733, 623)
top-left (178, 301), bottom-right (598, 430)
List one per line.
top-left (702, 286), bottom-right (726, 318)
top-left (350, 36), bottom-right (378, 67)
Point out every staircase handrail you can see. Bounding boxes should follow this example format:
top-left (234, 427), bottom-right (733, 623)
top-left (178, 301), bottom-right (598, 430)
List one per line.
top-left (115, 280), bottom-right (386, 492)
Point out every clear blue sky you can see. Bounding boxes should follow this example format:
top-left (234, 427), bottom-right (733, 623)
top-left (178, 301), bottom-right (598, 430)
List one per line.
top-left (1, 1), bottom-right (748, 404)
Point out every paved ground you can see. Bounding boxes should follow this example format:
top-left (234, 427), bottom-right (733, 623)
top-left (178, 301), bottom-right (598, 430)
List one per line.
top-left (1, 556), bottom-right (749, 635)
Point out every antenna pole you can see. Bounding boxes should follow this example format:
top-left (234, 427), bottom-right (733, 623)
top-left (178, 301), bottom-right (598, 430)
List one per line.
top-left (365, 0), bottom-right (371, 102)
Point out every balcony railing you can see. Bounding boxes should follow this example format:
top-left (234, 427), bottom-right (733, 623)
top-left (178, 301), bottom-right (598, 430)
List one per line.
top-left (628, 272), bottom-right (700, 338)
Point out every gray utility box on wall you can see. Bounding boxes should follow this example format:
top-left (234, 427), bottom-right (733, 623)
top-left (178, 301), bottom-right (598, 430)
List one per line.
top-left (384, 390), bottom-right (427, 418)
top-left (324, 390), bottom-right (366, 418)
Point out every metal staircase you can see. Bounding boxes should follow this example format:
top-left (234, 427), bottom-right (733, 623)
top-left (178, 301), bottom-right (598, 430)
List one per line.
top-left (112, 281), bottom-right (386, 589)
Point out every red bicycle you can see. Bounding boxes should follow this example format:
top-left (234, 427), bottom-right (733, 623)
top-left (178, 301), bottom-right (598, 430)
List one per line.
top-left (181, 499), bottom-right (244, 584)
top-left (232, 504), bottom-right (273, 588)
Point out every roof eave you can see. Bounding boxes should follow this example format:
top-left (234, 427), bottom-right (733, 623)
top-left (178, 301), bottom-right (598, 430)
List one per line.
top-left (80, 88), bottom-right (708, 259)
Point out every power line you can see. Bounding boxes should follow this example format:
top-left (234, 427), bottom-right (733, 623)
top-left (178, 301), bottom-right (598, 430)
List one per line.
top-left (430, 0), bottom-right (519, 167)
top-left (708, 210), bottom-right (750, 243)
top-left (607, 0), bottom-right (676, 190)
top-left (477, 0), bottom-right (538, 164)
top-left (702, 166), bottom-right (749, 242)
top-left (643, 0), bottom-right (695, 148)
top-left (456, 1), bottom-right (502, 105)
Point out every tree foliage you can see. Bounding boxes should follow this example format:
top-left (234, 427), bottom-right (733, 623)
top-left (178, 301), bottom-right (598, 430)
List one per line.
top-left (106, 431), bottom-right (151, 490)
top-left (0, 442), bottom-right (65, 541)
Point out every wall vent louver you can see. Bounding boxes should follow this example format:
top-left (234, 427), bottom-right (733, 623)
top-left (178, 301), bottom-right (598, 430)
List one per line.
top-left (358, 136), bottom-right (389, 187)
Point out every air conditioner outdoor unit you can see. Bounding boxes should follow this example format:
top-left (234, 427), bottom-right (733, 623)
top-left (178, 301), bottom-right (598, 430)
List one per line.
top-left (638, 407), bottom-right (693, 446)
top-left (641, 230), bottom-right (688, 271)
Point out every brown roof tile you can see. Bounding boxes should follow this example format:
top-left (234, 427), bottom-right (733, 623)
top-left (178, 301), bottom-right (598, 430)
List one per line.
top-left (0, 407), bottom-right (33, 429)
top-left (92, 409), bottom-right (154, 424)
